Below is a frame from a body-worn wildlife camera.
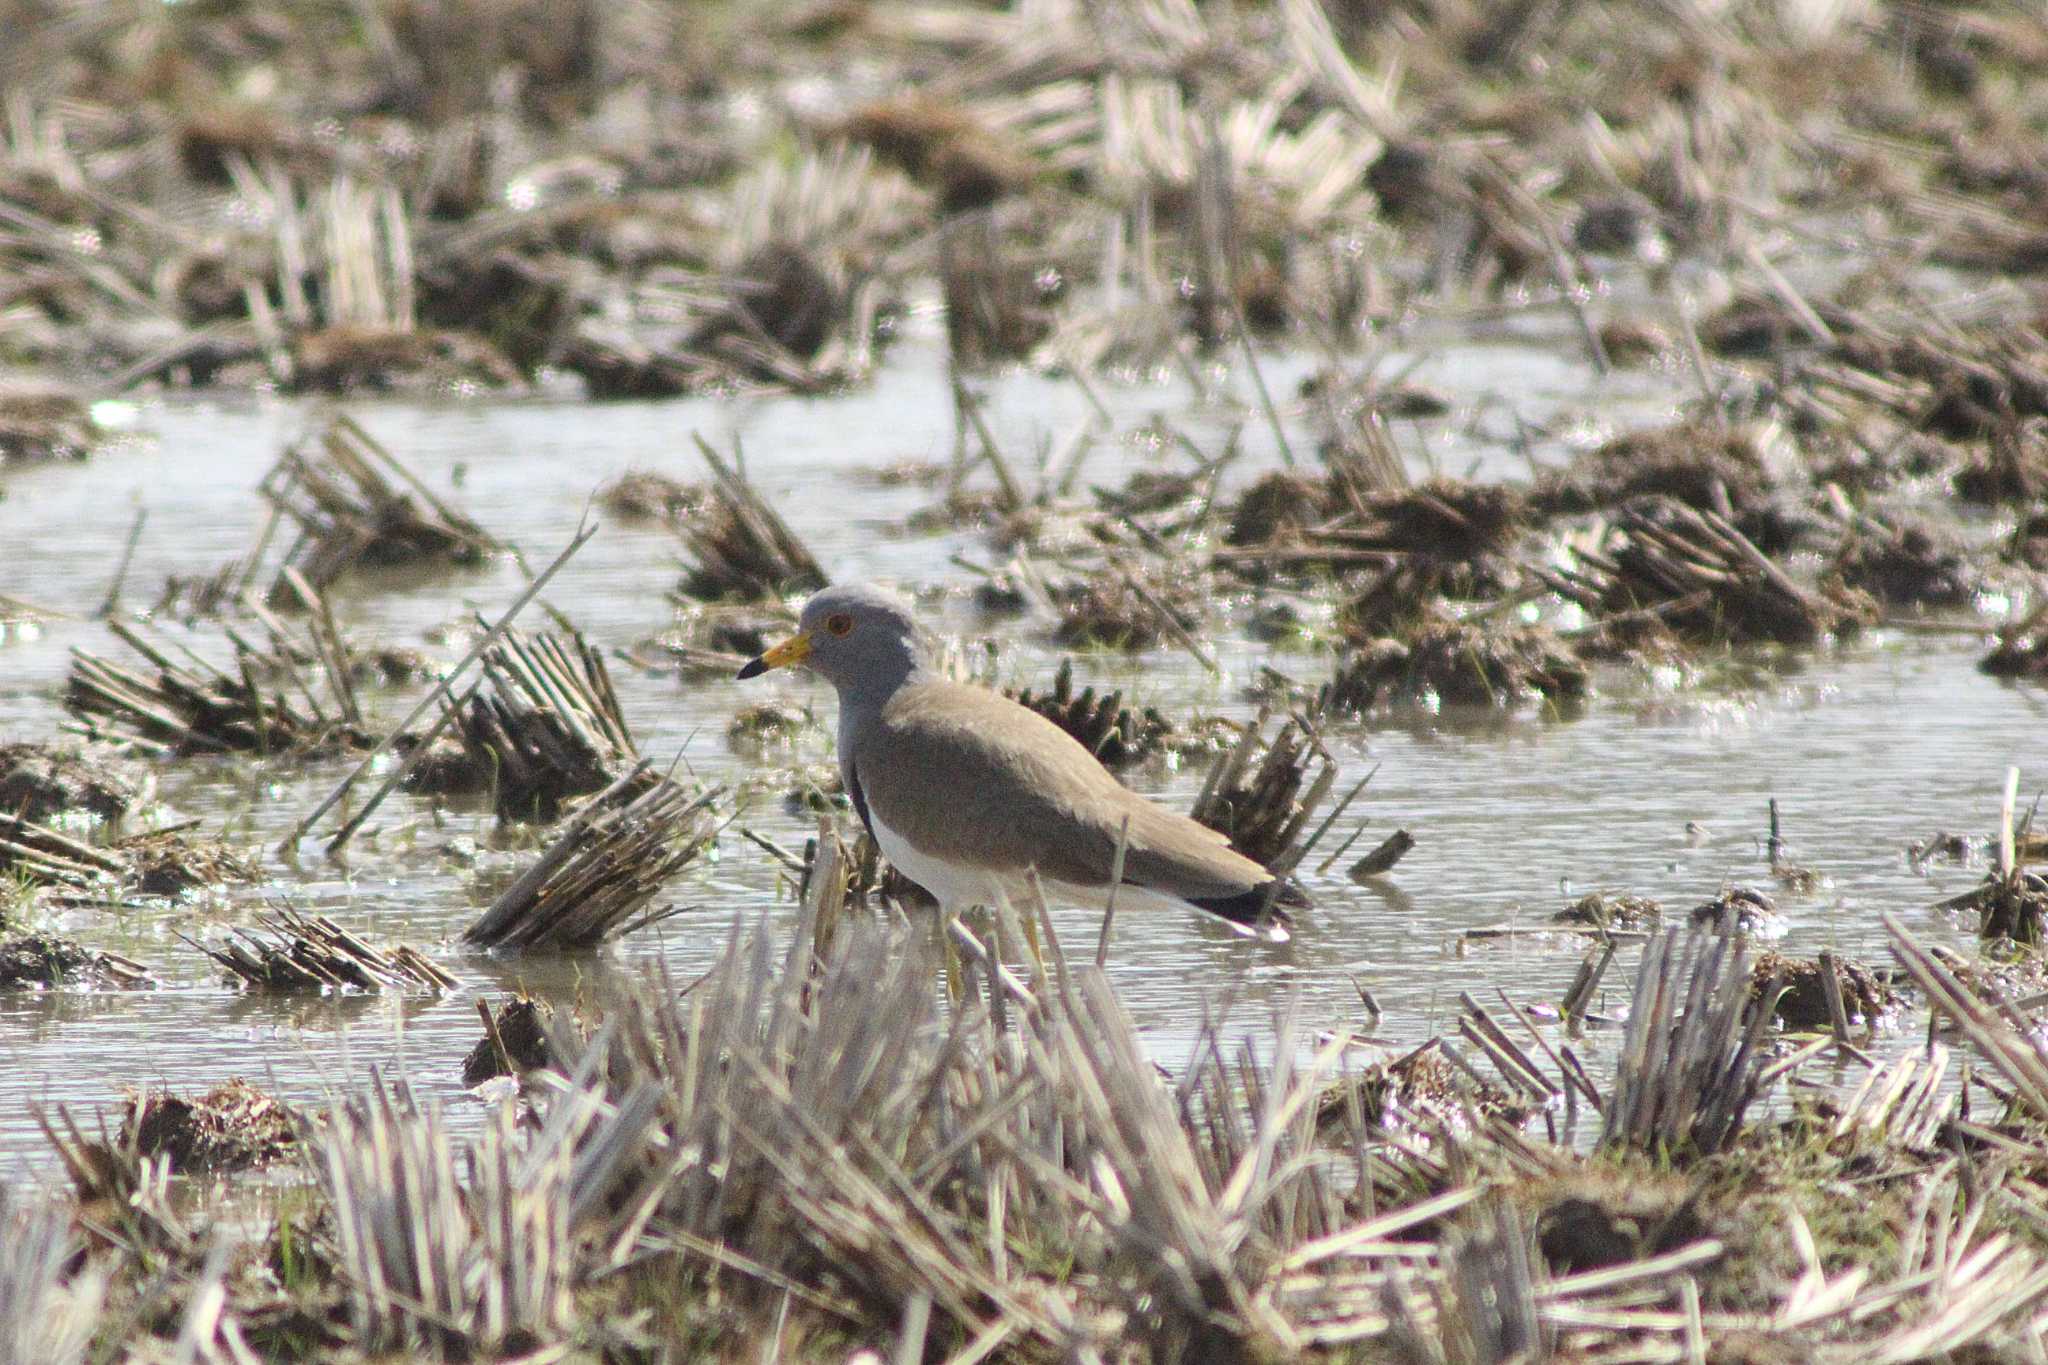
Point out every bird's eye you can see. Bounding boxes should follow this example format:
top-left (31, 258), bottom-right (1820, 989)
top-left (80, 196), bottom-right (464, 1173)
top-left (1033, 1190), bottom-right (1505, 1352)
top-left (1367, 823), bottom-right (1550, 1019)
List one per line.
top-left (824, 613), bottom-right (855, 637)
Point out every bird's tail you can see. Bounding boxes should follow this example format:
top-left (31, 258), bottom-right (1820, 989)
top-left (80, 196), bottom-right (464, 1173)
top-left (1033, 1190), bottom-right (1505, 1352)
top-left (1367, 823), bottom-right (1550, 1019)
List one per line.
top-left (1186, 877), bottom-right (1305, 943)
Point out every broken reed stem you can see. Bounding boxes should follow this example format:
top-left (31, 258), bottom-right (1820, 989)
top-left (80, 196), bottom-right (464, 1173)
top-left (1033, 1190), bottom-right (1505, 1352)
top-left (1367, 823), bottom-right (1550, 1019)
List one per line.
top-left (285, 516), bottom-right (599, 856)
top-left (2001, 765), bottom-right (2019, 879)
top-left (92, 506), bottom-right (147, 620)
top-left (1817, 950), bottom-right (1853, 1045)
top-left (1096, 814), bottom-right (1132, 968)
top-left (949, 374), bottom-right (1025, 511)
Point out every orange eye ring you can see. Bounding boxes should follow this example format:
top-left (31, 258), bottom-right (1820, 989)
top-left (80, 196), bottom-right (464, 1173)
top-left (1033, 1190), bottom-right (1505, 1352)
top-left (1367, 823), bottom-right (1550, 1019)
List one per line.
top-left (824, 612), bottom-right (855, 637)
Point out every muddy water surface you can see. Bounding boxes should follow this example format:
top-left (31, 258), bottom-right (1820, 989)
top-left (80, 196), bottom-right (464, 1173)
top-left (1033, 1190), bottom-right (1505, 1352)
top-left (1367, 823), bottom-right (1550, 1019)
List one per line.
top-left (0, 328), bottom-right (2037, 1175)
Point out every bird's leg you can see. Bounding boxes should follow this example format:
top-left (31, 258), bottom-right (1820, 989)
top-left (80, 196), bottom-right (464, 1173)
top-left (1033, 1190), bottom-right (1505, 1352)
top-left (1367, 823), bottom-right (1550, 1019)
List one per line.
top-left (990, 885), bottom-right (1045, 990)
top-left (938, 901), bottom-right (965, 1006)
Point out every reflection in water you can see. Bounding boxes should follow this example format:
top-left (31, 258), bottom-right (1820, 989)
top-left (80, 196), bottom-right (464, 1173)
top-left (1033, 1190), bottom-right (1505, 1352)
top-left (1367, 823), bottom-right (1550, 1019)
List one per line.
top-left (0, 339), bottom-right (2033, 1172)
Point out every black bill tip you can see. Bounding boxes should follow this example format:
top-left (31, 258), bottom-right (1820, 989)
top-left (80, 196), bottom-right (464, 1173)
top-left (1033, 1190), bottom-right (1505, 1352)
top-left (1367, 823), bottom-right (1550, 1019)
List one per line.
top-left (736, 656), bottom-right (768, 680)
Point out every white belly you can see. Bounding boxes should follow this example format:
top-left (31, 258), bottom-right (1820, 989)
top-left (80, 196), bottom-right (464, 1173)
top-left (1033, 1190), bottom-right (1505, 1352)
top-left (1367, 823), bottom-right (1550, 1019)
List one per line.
top-left (869, 808), bottom-right (1005, 912)
top-left (867, 809), bottom-right (1200, 922)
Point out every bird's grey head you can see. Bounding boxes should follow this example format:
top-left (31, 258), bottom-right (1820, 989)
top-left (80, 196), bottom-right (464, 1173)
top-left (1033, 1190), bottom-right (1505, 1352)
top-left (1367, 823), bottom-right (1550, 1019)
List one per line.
top-left (736, 582), bottom-right (932, 703)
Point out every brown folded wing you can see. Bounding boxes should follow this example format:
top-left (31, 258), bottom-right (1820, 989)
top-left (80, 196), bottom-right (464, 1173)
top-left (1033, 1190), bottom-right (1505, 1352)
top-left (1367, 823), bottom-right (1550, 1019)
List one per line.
top-left (853, 681), bottom-right (1272, 903)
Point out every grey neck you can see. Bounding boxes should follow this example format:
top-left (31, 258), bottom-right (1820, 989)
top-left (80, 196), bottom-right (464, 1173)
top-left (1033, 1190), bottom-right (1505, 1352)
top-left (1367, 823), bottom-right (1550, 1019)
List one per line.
top-left (833, 650), bottom-right (930, 728)
top-left (827, 638), bottom-right (933, 736)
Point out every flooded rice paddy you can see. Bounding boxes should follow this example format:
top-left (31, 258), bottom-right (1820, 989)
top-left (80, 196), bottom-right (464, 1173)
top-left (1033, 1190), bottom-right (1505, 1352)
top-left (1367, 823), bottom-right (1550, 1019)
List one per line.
top-left (0, 324), bottom-right (2038, 1174)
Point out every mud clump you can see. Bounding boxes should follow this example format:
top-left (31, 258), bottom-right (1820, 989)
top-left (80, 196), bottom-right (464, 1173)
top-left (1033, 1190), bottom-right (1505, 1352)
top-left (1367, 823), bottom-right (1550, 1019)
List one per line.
top-left (596, 470), bottom-right (706, 524)
top-left (1552, 892), bottom-right (1661, 931)
top-left (0, 392), bottom-right (103, 464)
top-left (0, 743), bottom-right (144, 823)
top-left (1980, 607), bottom-right (2048, 681)
top-left (1752, 951), bottom-right (1896, 1029)
top-left (1225, 471), bottom-right (1337, 547)
top-left (121, 1079), bottom-right (296, 1175)
top-left (1316, 1041), bottom-right (1529, 1138)
top-left (290, 325), bottom-right (523, 395)
top-left (1535, 419), bottom-right (1779, 528)
top-left (1830, 519), bottom-right (1977, 608)
top-left (115, 829), bottom-right (261, 898)
top-left (840, 94), bottom-right (1030, 212)
top-left (1006, 660), bottom-right (1174, 771)
top-left (688, 242), bottom-right (843, 369)
top-left (2006, 511), bottom-right (2048, 572)
top-left (1323, 616), bottom-right (1588, 712)
top-left (1051, 565), bottom-right (1207, 653)
top-left (1535, 1186), bottom-right (1710, 1277)
top-left (0, 933), bottom-right (152, 990)
top-left (462, 997), bottom-right (556, 1087)
top-left (1690, 886), bottom-right (1783, 935)
top-left (726, 701), bottom-right (811, 752)
top-left (1548, 496), bottom-right (1875, 647)
top-left (1953, 423), bottom-right (2048, 505)
top-left (1360, 478), bottom-right (1527, 562)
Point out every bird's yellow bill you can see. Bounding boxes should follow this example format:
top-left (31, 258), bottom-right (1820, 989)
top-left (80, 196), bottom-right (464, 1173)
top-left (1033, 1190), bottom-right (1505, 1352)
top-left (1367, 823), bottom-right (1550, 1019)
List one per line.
top-left (737, 632), bottom-right (811, 679)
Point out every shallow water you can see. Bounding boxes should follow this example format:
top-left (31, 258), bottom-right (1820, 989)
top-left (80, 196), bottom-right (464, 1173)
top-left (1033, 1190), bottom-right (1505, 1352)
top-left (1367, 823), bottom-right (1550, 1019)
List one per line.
top-left (0, 324), bottom-right (2038, 1178)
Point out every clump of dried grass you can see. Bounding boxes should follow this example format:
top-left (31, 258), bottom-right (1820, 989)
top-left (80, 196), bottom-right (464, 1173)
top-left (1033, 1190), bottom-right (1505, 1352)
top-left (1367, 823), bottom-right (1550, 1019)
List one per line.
top-left (1602, 925), bottom-right (1808, 1157)
top-left (1189, 709), bottom-right (1338, 873)
top-left (0, 810), bottom-right (126, 889)
top-left (1541, 495), bottom-right (1875, 647)
top-left (673, 437), bottom-right (828, 604)
top-left (307, 1073), bottom-right (613, 1353)
top-left (189, 904), bottom-right (455, 993)
top-left (66, 620), bottom-right (371, 758)
top-left (411, 626), bottom-right (640, 822)
top-left (463, 766), bottom-right (721, 950)
top-left (255, 414), bottom-right (499, 603)
top-left (1005, 659), bottom-right (1174, 770)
